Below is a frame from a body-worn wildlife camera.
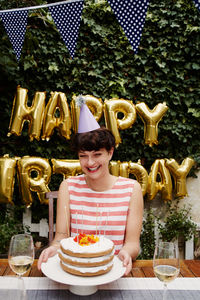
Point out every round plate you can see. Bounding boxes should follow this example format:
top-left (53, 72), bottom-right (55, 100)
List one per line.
top-left (41, 254), bottom-right (126, 286)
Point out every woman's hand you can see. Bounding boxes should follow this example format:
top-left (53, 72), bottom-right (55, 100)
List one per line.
top-left (37, 245), bottom-right (58, 270)
top-left (118, 249), bottom-right (132, 276)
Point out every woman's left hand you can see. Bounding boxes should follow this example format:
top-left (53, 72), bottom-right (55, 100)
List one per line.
top-left (118, 249), bottom-right (132, 276)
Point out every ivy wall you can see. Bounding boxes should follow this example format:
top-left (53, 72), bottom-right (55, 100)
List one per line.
top-left (0, 0), bottom-right (199, 220)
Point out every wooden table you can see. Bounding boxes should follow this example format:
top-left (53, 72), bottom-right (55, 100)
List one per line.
top-left (1, 259), bottom-right (200, 299)
top-left (131, 260), bottom-right (200, 278)
top-left (1, 259), bottom-right (200, 278)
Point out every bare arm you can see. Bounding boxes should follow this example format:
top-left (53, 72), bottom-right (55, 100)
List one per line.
top-left (53, 179), bottom-right (71, 243)
top-left (118, 180), bottom-right (144, 275)
top-left (37, 179), bottom-right (70, 270)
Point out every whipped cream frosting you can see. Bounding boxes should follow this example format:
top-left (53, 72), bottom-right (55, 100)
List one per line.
top-left (61, 260), bottom-right (113, 274)
top-left (58, 249), bottom-right (114, 263)
top-left (60, 236), bottom-right (114, 254)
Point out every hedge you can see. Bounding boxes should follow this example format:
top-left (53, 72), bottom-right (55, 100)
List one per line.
top-left (0, 0), bottom-right (199, 220)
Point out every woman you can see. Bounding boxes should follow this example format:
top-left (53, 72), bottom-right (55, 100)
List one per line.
top-left (38, 99), bottom-right (143, 275)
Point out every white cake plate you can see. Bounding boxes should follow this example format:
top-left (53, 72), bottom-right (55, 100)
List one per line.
top-left (41, 254), bottom-right (126, 296)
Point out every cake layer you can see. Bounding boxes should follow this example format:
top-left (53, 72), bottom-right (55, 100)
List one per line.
top-left (60, 260), bottom-right (113, 277)
top-left (60, 236), bottom-right (114, 258)
top-left (58, 249), bottom-right (114, 267)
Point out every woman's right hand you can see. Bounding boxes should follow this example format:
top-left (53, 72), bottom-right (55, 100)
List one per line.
top-left (37, 245), bottom-right (58, 270)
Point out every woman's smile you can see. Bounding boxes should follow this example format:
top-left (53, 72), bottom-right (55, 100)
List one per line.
top-left (87, 166), bottom-right (101, 172)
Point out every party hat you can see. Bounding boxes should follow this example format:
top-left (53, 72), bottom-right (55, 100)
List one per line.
top-left (76, 95), bottom-right (100, 133)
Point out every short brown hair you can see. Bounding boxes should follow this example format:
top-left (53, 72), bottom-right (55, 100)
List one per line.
top-left (72, 127), bottom-right (115, 153)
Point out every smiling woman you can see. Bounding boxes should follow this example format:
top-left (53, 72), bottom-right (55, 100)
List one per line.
top-left (73, 128), bottom-right (115, 190)
top-left (37, 97), bottom-right (144, 276)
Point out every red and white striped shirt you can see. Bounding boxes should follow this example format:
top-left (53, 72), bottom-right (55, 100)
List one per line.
top-left (68, 174), bottom-right (135, 254)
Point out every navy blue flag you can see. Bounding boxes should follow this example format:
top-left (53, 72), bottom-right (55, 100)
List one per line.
top-left (107, 0), bottom-right (150, 53)
top-left (0, 10), bottom-right (28, 61)
top-left (49, 1), bottom-right (84, 59)
top-left (193, 0), bottom-right (200, 11)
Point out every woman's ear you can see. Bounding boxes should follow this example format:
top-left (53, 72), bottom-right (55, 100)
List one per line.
top-left (108, 147), bottom-right (114, 160)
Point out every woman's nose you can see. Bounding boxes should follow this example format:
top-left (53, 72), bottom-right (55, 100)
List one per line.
top-left (88, 156), bottom-right (95, 165)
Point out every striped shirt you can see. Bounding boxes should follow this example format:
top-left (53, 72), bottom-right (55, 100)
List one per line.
top-left (67, 174), bottom-right (135, 254)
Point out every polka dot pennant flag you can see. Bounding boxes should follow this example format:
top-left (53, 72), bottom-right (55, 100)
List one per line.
top-left (49, 1), bottom-right (84, 59)
top-left (193, 0), bottom-right (200, 11)
top-left (107, 0), bottom-right (150, 53)
top-left (0, 10), bottom-right (28, 61)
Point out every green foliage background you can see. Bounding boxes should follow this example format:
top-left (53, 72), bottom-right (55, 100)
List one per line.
top-left (0, 0), bottom-right (199, 221)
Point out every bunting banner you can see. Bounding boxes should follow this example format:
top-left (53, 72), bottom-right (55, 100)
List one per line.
top-left (0, 10), bottom-right (28, 61)
top-left (193, 0), bottom-right (200, 11)
top-left (107, 0), bottom-right (150, 53)
top-left (49, 1), bottom-right (84, 59)
top-left (0, 0), bottom-right (199, 62)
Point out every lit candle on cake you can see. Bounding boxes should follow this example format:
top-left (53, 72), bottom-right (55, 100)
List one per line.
top-left (99, 211), bottom-right (102, 238)
top-left (105, 210), bottom-right (109, 238)
top-left (81, 207), bottom-right (84, 234)
top-left (96, 204), bottom-right (99, 236)
top-left (76, 211), bottom-right (78, 234)
top-left (64, 205), bottom-right (70, 237)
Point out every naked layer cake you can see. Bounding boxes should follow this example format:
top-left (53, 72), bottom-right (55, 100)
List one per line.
top-left (58, 234), bottom-right (114, 276)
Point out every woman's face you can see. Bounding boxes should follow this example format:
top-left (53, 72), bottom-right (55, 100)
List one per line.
top-left (78, 148), bottom-right (113, 179)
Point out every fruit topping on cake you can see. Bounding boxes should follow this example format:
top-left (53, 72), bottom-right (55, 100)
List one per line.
top-left (73, 233), bottom-right (99, 246)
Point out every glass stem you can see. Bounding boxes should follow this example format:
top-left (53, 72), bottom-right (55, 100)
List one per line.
top-left (18, 275), bottom-right (27, 300)
top-left (163, 283), bottom-right (167, 300)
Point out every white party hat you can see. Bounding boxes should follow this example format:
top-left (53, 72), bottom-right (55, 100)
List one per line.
top-left (76, 95), bottom-right (100, 133)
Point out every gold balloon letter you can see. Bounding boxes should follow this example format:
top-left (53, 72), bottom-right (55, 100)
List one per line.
top-left (0, 155), bottom-right (17, 204)
top-left (104, 99), bottom-right (136, 146)
top-left (129, 161), bottom-right (149, 196)
top-left (109, 160), bottom-right (120, 176)
top-left (119, 161), bottom-right (129, 177)
top-left (136, 102), bottom-right (168, 147)
top-left (147, 159), bottom-right (173, 201)
top-left (8, 86), bottom-right (46, 141)
top-left (71, 95), bottom-right (103, 133)
top-left (52, 159), bottom-right (82, 178)
top-left (119, 161), bottom-right (148, 196)
top-left (17, 157), bottom-right (51, 206)
top-left (42, 92), bottom-right (71, 141)
top-left (165, 157), bottom-right (195, 198)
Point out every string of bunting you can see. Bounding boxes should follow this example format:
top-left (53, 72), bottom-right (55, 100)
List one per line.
top-left (0, 0), bottom-right (84, 61)
top-left (0, 0), bottom-right (199, 62)
top-left (193, 0), bottom-right (200, 11)
top-left (107, 0), bottom-right (150, 54)
top-left (48, 1), bottom-right (84, 59)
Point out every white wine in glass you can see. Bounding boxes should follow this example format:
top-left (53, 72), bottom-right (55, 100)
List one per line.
top-left (8, 234), bottom-right (35, 299)
top-left (153, 241), bottom-right (180, 300)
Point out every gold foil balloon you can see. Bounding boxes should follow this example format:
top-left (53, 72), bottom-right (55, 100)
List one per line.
top-left (129, 161), bottom-right (149, 196)
top-left (119, 161), bottom-right (148, 196)
top-left (17, 157), bottom-right (51, 206)
top-left (104, 98), bottom-right (136, 146)
top-left (52, 159), bottom-right (82, 178)
top-left (71, 95), bottom-right (103, 133)
top-left (165, 157), bottom-right (195, 198)
top-left (0, 155), bottom-right (17, 204)
top-left (42, 92), bottom-right (71, 141)
top-left (119, 161), bottom-right (129, 177)
top-left (147, 159), bottom-right (172, 201)
top-left (109, 160), bottom-right (120, 176)
top-left (136, 102), bottom-right (168, 147)
top-left (8, 85), bottom-right (46, 141)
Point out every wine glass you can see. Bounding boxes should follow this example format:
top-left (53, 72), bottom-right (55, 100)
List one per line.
top-left (8, 234), bottom-right (35, 299)
top-left (153, 241), bottom-right (180, 300)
